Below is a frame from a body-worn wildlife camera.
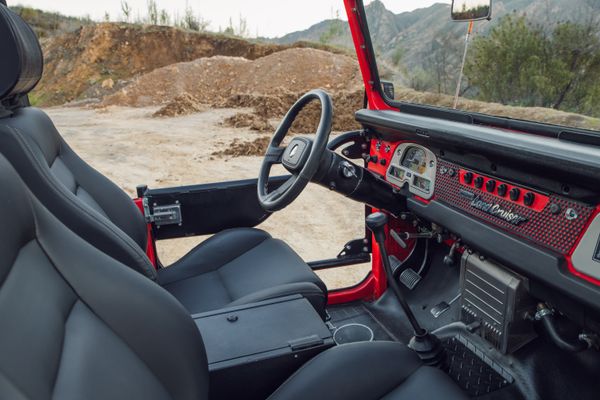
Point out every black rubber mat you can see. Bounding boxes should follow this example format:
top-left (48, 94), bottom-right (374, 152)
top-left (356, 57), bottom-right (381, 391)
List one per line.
top-left (443, 336), bottom-right (511, 397)
top-left (327, 303), bottom-right (395, 342)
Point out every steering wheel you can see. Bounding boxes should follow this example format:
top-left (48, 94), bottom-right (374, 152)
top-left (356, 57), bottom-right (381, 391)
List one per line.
top-left (258, 89), bottom-right (333, 212)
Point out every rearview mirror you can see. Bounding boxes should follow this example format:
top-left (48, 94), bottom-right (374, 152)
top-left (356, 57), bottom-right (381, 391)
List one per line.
top-left (451, 0), bottom-right (492, 21)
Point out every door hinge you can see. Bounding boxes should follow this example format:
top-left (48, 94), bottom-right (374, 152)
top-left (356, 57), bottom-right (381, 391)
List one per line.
top-left (142, 198), bottom-right (182, 227)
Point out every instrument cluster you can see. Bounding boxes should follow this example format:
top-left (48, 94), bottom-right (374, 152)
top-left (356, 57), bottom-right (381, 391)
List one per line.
top-left (386, 143), bottom-right (437, 199)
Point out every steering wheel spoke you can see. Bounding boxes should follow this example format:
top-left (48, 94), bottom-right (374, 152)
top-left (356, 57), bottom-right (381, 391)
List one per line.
top-left (265, 175), bottom-right (296, 202)
top-left (265, 145), bottom-right (285, 165)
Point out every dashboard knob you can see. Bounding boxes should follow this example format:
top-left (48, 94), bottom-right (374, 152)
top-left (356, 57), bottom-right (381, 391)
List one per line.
top-left (486, 180), bottom-right (496, 192)
top-left (464, 172), bottom-right (473, 184)
top-left (474, 176), bottom-right (484, 189)
top-left (549, 203), bottom-right (561, 215)
top-left (509, 187), bottom-right (521, 201)
top-left (523, 192), bottom-right (536, 206)
top-left (497, 184), bottom-right (508, 197)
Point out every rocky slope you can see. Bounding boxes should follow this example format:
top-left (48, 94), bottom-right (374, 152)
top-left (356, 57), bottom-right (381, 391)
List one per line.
top-left (35, 23), bottom-right (347, 106)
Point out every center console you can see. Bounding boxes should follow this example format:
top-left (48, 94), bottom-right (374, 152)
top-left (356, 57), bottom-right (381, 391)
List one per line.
top-left (193, 295), bottom-right (334, 400)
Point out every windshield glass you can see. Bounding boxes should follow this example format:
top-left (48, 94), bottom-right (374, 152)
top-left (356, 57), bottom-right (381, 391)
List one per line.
top-left (361, 0), bottom-right (600, 132)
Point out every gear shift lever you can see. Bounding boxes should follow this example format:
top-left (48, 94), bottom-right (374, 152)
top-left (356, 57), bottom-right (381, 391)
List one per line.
top-left (366, 212), bottom-right (445, 367)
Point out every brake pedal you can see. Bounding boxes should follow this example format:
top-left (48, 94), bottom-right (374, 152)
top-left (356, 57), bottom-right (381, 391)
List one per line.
top-left (399, 268), bottom-right (421, 290)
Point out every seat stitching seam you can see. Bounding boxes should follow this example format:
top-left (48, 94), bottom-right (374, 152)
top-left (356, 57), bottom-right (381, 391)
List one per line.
top-left (50, 298), bottom-right (78, 399)
top-left (0, 238), bottom-right (35, 292)
top-left (49, 157), bottom-right (76, 195)
top-left (0, 366), bottom-right (32, 400)
top-left (216, 268), bottom-right (233, 303)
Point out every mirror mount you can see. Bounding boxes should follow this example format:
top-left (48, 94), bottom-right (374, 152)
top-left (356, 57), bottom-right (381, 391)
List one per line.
top-left (451, 0), bottom-right (492, 22)
top-left (450, 0), bottom-right (492, 109)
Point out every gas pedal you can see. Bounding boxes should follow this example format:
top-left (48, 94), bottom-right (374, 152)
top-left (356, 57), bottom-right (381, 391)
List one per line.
top-left (430, 293), bottom-right (461, 318)
top-left (399, 268), bottom-right (421, 290)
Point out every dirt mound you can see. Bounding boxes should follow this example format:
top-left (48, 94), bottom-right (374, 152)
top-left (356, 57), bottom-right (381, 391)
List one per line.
top-left (152, 93), bottom-right (206, 118)
top-left (102, 48), bottom-right (362, 107)
top-left (35, 23), bottom-right (347, 106)
top-left (100, 48), bottom-right (363, 132)
top-left (103, 56), bottom-right (251, 107)
top-left (212, 136), bottom-right (271, 157)
top-left (221, 112), bottom-right (272, 132)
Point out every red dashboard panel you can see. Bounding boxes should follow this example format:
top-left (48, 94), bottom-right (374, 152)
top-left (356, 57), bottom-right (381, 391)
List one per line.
top-left (436, 160), bottom-right (595, 255)
top-left (368, 139), bottom-right (397, 176)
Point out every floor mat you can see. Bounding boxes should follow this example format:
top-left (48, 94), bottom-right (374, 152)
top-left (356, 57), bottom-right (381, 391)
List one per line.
top-left (443, 336), bottom-right (512, 398)
top-left (327, 303), bottom-right (395, 342)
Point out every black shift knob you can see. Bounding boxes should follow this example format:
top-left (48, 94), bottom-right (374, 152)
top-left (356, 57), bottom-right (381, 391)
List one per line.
top-left (366, 212), bottom-right (388, 243)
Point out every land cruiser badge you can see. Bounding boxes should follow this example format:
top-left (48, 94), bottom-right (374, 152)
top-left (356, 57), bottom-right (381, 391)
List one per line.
top-left (470, 196), bottom-right (528, 226)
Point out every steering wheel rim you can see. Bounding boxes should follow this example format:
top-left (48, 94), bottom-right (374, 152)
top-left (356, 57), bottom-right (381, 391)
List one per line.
top-left (257, 89), bottom-right (333, 212)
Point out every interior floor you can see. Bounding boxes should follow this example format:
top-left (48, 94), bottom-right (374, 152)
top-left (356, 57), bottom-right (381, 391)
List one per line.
top-left (327, 303), bottom-right (395, 341)
top-left (325, 242), bottom-right (600, 400)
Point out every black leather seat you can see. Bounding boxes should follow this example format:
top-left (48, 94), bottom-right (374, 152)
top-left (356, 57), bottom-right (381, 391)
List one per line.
top-left (0, 4), bottom-right (326, 316)
top-left (0, 151), bottom-right (468, 399)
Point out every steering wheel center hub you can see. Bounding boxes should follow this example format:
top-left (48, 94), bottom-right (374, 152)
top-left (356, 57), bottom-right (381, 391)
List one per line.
top-left (282, 137), bottom-right (313, 173)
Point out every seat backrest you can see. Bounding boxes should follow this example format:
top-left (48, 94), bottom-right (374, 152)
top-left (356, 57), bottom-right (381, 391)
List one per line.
top-left (0, 4), bottom-right (156, 279)
top-left (0, 153), bottom-right (209, 400)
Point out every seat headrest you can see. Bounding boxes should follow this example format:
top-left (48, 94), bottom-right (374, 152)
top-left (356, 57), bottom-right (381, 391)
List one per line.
top-left (0, 4), bottom-right (43, 104)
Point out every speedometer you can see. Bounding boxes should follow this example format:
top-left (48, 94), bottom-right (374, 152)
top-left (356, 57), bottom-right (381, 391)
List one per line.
top-left (401, 146), bottom-right (427, 174)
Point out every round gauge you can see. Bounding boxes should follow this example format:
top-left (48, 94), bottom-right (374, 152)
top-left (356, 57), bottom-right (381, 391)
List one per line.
top-left (401, 146), bottom-right (427, 174)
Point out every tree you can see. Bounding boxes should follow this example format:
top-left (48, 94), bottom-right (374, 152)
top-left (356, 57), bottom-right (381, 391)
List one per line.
top-left (465, 15), bottom-right (549, 106)
top-left (224, 15), bottom-right (249, 38)
top-left (464, 14), bottom-right (600, 117)
top-left (159, 9), bottom-right (170, 26)
top-left (424, 30), bottom-right (463, 94)
top-left (179, 4), bottom-right (209, 32)
top-left (121, 0), bottom-right (131, 22)
top-left (547, 20), bottom-right (600, 110)
top-left (146, 0), bottom-right (158, 25)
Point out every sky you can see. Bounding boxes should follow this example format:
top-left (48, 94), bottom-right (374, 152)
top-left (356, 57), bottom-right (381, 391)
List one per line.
top-left (16, 0), bottom-right (450, 38)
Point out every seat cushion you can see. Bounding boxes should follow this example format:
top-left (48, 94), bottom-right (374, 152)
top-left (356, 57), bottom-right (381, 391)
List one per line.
top-left (268, 341), bottom-right (468, 400)
top-left (157, 228), bottom-right (327, 315)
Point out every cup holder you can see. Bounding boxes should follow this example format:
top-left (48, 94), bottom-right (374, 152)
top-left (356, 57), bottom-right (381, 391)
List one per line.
top-left (333, 323), bottom-right (374, 345)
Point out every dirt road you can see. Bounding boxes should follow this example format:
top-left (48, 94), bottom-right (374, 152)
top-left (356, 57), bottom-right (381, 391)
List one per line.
top-left (46, 105), bottom-right (371, 289)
